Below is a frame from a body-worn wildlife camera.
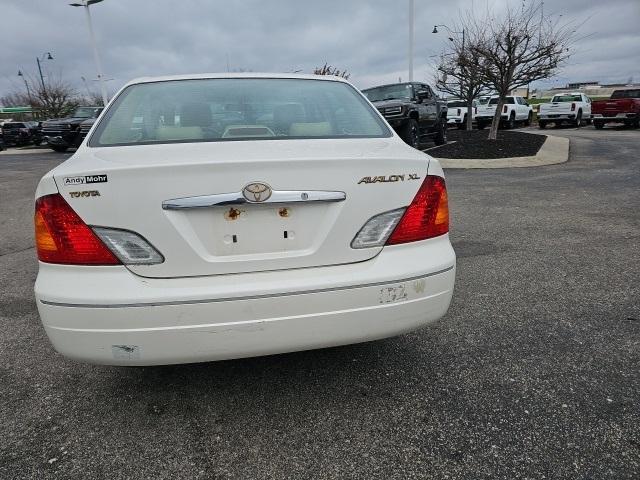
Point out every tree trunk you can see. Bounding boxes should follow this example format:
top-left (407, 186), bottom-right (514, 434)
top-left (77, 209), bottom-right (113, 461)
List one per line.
top-left (488, 96), bottom-right (506, 140)
top-left (466, 98), bottom-right (474, 131)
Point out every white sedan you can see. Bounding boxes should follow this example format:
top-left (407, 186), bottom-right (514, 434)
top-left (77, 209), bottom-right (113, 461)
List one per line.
top-left (34, 73), bottom-right (456, 365)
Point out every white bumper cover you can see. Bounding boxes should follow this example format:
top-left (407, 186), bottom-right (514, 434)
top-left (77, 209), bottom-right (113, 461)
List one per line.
top-left (36, 236), bottom-right (456, 365)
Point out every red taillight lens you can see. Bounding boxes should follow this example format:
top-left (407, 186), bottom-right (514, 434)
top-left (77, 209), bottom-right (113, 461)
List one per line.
top-left (571, 102), bottom-right (576, 111)
top-left (503, 105), bottom-right (508, 113)
top-left (386, 175), bottom-right (449, 245)
top-left (35, 194), bottom-right (120, 265)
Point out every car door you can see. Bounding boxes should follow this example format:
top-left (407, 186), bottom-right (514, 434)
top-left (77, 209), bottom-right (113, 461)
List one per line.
top-left (514, 97), bottom-right (525, 120)
top-left (416, 84), bottom-right (437, 132)
top-left (583, 94), bottom-right (592, 118)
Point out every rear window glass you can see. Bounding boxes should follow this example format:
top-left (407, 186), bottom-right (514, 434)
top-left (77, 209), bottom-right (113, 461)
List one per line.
top-left (610, 89), bottom-right (640, 99)
top-left (552, 95), bottom-right (582, 102)
top-left (2, 123), bottom-right (25, 128)
top-left (489, 97), bottom-right (515, 105)
top-left (447, 101), bottom-right (466, 107)
top-left (90, 78), bottom-right (391, 147)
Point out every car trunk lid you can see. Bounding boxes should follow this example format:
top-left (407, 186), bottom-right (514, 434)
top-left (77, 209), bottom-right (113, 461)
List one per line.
top-left (54, 139), bottom-right (429, 278)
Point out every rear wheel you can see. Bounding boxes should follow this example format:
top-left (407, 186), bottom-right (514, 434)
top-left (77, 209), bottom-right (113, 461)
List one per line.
top-left (574, 110), bottom-right (582, 128)
top-left (401, 119), bottom-right (420, 149)
top-left (524, 112), bottom-right (532, 127)
top-left (538, 120), bottom-right (547, 129)
top-left (434, 120), bottom-right (447, 146)
top-left (594, 120), bottom-right (604, 129)
top-left (51, 145), bottom-right (68, 153)
top-left (506, 113), bottom-right (515, 129)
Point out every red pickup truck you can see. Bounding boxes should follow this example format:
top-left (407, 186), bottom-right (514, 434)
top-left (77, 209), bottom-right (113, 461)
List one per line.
top-left (591, 89), bottom-right (640, 129)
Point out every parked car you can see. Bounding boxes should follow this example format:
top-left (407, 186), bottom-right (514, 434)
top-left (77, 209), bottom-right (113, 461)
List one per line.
top-left (33, 73), bottom-right (456, 366)
top-left (362, 82), bottom-right (448, 148)
top-left (1, 121), bottom-right (42, 146)
top-left (538, 92), bottom-right (592, 128)
top-left (591, 89), bottom-right (640, 129)
top-left (475, 96), bottom-right (533, 130)
top-left (76, 117), bottom-right (97, 145)
top-left (446, 99), bottom-right (478, 129)
top-left (41, 106), bottom-right (103, 152)
top-left (0, 136), bottom-right (4, 151)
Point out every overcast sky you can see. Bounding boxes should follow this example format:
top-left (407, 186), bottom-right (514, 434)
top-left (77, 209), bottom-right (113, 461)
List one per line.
top-left (1, 0), bottom-right (639, 101)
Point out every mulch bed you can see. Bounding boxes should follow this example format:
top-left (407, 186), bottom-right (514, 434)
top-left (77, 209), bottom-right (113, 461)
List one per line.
top-left (428, 129), bottom-right (547, 159)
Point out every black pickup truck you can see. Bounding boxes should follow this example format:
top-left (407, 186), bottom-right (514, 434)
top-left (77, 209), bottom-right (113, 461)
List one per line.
top-left (41, 106), bottom-right (103, 152)
top-left (362, 82), bottom-right (447, 148)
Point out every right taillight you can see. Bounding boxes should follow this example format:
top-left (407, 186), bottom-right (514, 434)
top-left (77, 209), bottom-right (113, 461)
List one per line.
top-left (35, 194), bottom-right (163, 265)
top-left (351, 175), bottom-right (449, 249)
top-left (386, 175), bottom-right (449, 245)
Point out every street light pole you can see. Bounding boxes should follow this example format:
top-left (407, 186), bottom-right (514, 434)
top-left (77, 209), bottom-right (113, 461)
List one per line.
top-left (408, 0), bottom-right (414, 82)
top-left (17, 71), bottom-right (33, 108)
top-left (70, 0), bottom-right (109, 107)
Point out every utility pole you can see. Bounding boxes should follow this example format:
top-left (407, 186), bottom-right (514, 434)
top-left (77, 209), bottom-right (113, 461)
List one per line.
top-left (70, 0), bottom-right (109, 107)
top-left (408, 0), bottom-right (414, 82)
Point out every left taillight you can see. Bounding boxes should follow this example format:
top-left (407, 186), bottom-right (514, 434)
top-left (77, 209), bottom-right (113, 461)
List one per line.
top-left (35, 194), bottom-right (120, 265)
top-left (35, 194), bottom-right (163, 265)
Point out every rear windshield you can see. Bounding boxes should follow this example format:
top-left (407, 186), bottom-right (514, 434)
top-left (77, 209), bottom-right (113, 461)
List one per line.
top-left (2, 123), bottom-right (26, 128)
top-left (90, 78), bottom-right (391, 147)
top-left (447, 101), bottom-right (466, 107)
top-left (362, 84), bottom-right (414, 102)
top-left (73, 107), bottom-right (101, 118)
top-left (610, 89), bottom-right (640, 99)
top-left (489, 97), bottom-right (515, 105)
top-left (552, 95), bottom-right (582, 102)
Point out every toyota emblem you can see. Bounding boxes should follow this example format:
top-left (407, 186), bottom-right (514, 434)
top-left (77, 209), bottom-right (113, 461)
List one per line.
top-left (242, 182), bottom-right (272, 202)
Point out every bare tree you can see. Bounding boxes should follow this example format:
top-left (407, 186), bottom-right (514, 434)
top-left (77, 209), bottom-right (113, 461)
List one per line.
top-left (1, 72), bottom-right (81, 119)
top-left (434, 28), bottom-right (489, 130)
top-left (79, 90), bottom-right (105, 107)
top-left (466, 1), bottom-right (575, 139)
top-left (313, 63), bottom-right (350, 79)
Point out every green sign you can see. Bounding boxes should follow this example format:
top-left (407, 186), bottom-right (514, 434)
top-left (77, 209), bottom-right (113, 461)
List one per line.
top-left (0, 107), bottom-right (33, 113)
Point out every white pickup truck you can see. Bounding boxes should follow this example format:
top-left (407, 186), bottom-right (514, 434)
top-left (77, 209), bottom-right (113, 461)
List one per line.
top-left (446, 99), bottom-right (477, 129)
top-left (538, 92), bottom-right (592, 128)
top-left (475, 96), bottom-right (533, 130)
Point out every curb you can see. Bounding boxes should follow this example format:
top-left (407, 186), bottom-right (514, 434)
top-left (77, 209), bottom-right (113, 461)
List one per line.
top-left (0, 147), bottom-right (60, 156)
top-left (433, 134), bottom-right (569, 169)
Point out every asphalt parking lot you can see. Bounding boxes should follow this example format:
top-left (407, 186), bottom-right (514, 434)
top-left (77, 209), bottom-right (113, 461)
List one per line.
top-left (1, 128), bottom-right (638, 479)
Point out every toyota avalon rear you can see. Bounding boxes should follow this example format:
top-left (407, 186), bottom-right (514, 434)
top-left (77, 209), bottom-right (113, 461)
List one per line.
top-left (34, 74), bottom-right (456, 365)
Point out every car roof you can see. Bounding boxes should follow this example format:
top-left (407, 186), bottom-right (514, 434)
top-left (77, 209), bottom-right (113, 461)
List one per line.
top-left (362, 82), bottom-right (424, 91)
top-left (125, 72), bottom-right (352, 87)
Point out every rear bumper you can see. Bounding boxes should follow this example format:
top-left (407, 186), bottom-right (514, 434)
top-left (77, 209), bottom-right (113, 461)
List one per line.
top-left (539, 113), bottom-right (576, 120)
top-left (35, 236), bottom-right (456, 365)
top-left (592, 113), bottom-right (637, 121)
top-left (475, 115), bottom-right (508, 121)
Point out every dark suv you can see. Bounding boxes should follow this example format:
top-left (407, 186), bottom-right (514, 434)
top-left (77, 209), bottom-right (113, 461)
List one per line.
top-left (42, 106), bottom-right (103, 152)
top-left (1, 121), bottom-right (43, 147)
top-left (362, 82), bottom-right (447, 148)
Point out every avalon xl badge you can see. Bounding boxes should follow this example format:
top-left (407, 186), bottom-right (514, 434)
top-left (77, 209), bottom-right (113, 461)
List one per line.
top-left (242, 182), bottom-right (272, 202)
